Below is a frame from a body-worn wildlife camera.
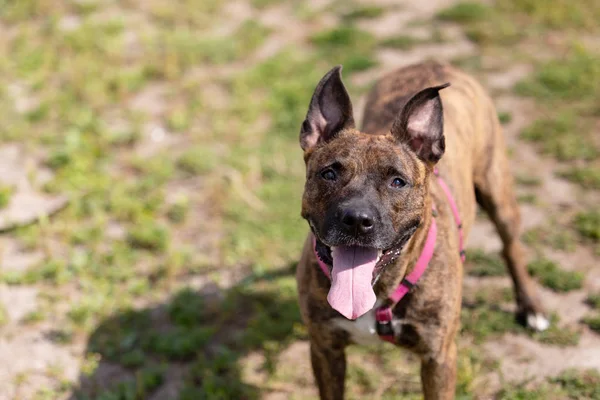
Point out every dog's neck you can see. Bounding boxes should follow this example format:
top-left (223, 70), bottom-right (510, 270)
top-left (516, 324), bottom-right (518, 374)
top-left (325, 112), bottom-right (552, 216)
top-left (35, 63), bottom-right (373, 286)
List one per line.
top-left (374, 185), bottom-right (435, 299)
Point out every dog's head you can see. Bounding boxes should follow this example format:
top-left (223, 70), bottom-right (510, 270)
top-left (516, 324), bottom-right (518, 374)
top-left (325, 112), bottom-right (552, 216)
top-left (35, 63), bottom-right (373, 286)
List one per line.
top-left (299, 66), bottom-right (449, 319)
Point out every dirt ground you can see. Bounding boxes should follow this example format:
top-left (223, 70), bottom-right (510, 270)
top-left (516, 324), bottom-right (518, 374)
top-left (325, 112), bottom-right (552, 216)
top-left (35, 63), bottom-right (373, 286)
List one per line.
top-left (0, 0), bottom-right (598, 399)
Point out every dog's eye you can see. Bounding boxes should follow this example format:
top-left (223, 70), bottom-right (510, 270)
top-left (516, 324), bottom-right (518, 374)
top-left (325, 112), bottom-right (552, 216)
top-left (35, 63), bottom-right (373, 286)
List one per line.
top-left (390, 177), bottom-right (406, 188)
top-left (321, 169), bottom-right (337, 181)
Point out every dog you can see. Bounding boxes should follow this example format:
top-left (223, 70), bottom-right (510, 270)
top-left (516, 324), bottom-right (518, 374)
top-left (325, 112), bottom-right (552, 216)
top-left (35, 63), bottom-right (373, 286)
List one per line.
top-left (295, 61), bottom-right (549, 399)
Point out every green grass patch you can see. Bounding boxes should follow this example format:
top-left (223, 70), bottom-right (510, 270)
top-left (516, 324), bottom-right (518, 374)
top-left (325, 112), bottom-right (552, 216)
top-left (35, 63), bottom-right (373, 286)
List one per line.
top-left (583, 314), bottom-right (600, 333)
top-left (0, 185), bottom-right (13, 209)
top-left (176, 147), bottom-right (219, 176)
top-left (559, 165), bottom-right (600, 190)
top-left (550, 368), bottom-right (600, 398)
top-left (515, 173), bottom-right (542, 187)
top-left (587, 293), bottom-right (600, 309)
top-left (126, 221), bottom-right (169, 252)
top-left (465, 248), bottom-right (506, 277)
top-left (342, 6), bottom-right (385, 21)
top-left (500, 0), bottom-right (600, 31)
top-left (437, 2), bottom-right (491, 23)
top-left (517, 193), bottom-right (537, 204)
top-left (498, 111), bottom-right (513, 125)
top-left (520, 112), bottom-right (598, 162)
top-left (573, 210), bottom-right (600, 242)
top-left (461, 304), bottom-right (516, 343)
top-left (380, 35), bottom-right (421, 50)
top-left (530, 314), bottom-right (580, 347)
top-left (527, 258), bottom-right (584, 292)
top-left (516, 46), bottom-right (600, 104)
top-left (522, 224), bottom-right (576, 252)
top-left (310, 26), bottom-right (378, 71)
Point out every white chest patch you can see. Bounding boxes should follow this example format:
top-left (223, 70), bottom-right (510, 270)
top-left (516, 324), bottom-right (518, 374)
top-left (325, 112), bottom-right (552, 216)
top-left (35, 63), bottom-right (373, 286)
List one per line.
top-left (332, 300), bottom-right (403, 345)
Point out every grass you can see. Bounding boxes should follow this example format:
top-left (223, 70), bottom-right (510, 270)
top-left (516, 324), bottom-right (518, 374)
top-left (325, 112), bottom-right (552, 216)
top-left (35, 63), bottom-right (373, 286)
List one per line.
top-left (465, 249), bottom-right (506, 277)
top-left (380, 35), bottom-right (422, 50)
top-left (515, 174), bottom-right (542, 187)
top-left (0, 0), bottom-right (598, 397)
top-left (587, 293), bottom-right (600, 309)
top-left (583, 314), bottom-right (600, 333)
top-left (0, 185), bottom-right (13, 209)
top-left (498, 111), bottom-right (513, 125)
top-left (574, 210), bottom-right (600, 242)
top-left (342, 6), bottom-right (385, 21)
top-left (438, 0), bottom-right (600, 46)
top-left (559, 166), bottom-right (600, 190)
top-left (516, 46), bottom-right (600, 105)
top-left (550, 368), bottom-right (600, 398)
top-left (437, 2), bottom-right (491, 23)
top-left (522, 224), bottom-right (577, 252)
top-left (527, 258), bottom-right (584, 292)
top-left (310, 26), bottom-right (379, 72)
top-left (520, 112), bottom-right (598, 162)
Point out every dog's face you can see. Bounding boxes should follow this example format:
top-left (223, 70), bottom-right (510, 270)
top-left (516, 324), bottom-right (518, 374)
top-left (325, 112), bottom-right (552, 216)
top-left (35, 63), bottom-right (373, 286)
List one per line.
top-left (299, 66), bottom-right (448, 319)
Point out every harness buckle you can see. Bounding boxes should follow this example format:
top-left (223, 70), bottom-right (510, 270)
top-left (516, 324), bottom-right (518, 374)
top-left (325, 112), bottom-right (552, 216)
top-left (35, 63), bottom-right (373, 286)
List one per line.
top-left (375, 306), bottom-right (394, 337)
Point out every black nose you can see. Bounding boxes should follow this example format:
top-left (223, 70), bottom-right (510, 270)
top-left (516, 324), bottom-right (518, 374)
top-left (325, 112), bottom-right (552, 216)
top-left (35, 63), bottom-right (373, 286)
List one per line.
top-left (340, 208), bottom-right (374, 234)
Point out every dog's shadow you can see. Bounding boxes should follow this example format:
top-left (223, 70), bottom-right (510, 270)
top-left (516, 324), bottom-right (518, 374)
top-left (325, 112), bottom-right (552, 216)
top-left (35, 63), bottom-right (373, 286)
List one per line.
top-left (70, 263), bottom-right (302, 400)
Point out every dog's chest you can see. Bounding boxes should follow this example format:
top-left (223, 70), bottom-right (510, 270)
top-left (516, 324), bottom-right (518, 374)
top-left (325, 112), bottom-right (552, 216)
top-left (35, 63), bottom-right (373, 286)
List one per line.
top-left (331, 301), bottom-right (403, 346)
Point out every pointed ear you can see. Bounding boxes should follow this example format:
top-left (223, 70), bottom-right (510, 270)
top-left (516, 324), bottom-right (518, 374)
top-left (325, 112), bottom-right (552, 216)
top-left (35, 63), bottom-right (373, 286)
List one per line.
top-left (300, 65), bottom-right (355, 151)
top-left (391, 83), bottom-right (450, 163)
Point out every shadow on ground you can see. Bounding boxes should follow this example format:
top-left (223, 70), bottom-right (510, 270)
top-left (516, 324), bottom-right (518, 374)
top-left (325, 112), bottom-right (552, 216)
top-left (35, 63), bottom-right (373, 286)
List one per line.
top-left (70, 263), bottom-right (302, 400)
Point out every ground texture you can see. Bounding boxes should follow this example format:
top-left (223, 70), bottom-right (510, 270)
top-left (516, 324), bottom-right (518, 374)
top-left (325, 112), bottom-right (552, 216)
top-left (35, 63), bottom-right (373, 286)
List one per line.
top-left (0, 0), bottom-right (599, 399)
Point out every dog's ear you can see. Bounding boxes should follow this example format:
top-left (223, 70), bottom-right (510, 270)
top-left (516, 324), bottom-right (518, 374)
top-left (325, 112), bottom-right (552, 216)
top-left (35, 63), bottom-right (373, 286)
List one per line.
top-left (391, 83), bottom-right (450, 163)
top-left (300, 65), bottom-right (355, 151)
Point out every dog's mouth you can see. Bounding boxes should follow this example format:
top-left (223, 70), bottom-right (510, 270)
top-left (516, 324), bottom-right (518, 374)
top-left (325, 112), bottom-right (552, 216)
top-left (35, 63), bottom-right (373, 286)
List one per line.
top-left (314, 236), bottom-right (411, 321)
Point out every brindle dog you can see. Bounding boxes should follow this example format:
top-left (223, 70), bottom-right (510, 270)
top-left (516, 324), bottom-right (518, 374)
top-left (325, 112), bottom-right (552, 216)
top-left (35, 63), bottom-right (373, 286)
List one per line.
top-left (296, 61), bottom-right (549, 399)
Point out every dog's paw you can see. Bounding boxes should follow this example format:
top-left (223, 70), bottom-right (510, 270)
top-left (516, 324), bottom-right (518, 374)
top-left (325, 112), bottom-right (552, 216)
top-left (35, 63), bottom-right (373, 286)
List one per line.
top-left (526, 313), bottom-right (550, 332)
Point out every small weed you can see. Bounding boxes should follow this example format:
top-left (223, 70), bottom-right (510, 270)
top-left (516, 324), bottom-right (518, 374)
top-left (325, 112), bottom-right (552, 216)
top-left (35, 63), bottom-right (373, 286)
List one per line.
top-left (520, 112), bottom-right (598, 162)
top-left (515, 174), bottom-right (542, 187)
top-left (0, 304), bottom-right (8, 326)
top-left (516, 46), bottom-right (600, 104)
top-left (126, 221), bottom-right (169, 252)
top-left (498, 111), bottom-right (513, 125)
top-left (500, 0), bottom-right (600, 31)
top-left (380, 35), bottom-right (421, 50)
top-left (0, 185), bottom-right (13, 209)
top-left (461, 305), bottom-right (517, 343)
top-left (342, 6), bottom-right (385, 21)
top-left (583, 314), bottom-right (600, 333)
top-left (166, 197), bottom-right (189, 224)
top-left (530, 315), bottom-right (580, 347)
top-left (21, 310), bottom-right (45, 324)
top-left (517, 193), bottom-right (537, 204)
top-left (574, 210), bottom-right (600, 242)
top-left (527, 258), bottom-right (584, 292)
top-left (559, 166), bottom-right (600, 190)
top-left (437, 2), bottom-right (491, 23)
top-left (465, 249), bottom-right (506, 277)
top-left (176, 147), bottom-right (218, 176)
top-left (586, 293), bottom-right (600, 309)
top-left (550, 368), bottom-right (600, 398)
top-left (311, 26), bottom-right (376, 50)
top-left (522, 225), bottom-right (576, 252)
top-left (342, 55), bottom-right (378, 73)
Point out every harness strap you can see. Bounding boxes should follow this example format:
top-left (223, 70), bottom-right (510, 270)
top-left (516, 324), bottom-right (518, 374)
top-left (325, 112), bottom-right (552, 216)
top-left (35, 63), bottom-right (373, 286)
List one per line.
top-left (375, 216), bottom-right (437, 343)
top-left (433, 168), bottom-right (465, 262)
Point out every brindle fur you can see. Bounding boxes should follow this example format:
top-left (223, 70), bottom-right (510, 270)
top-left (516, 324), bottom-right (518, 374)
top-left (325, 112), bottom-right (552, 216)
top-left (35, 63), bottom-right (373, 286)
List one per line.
top-left (296, 61), bottom-right (545, 399)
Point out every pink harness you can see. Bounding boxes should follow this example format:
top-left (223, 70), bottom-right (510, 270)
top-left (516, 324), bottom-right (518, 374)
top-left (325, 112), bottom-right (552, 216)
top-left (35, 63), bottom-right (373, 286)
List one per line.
top-left (313, 168), bottom-right (464, 343)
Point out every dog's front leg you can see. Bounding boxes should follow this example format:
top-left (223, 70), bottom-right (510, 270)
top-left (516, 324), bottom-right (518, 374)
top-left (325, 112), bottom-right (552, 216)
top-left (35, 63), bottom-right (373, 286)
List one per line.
top-left (420, 341), bottom-right (457, 400)
top-left (309, 327), bottom-right (347, 400)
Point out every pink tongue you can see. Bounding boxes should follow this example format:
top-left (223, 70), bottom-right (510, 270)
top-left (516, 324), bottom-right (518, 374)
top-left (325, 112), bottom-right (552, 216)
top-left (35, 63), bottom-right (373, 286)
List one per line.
top-left (327, 246), bottom-right (378, 320)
